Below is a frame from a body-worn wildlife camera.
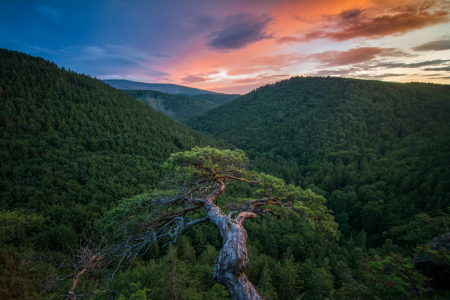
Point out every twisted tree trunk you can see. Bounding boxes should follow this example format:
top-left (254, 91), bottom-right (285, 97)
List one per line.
top-left (202, 182), bottom-right (262, 300)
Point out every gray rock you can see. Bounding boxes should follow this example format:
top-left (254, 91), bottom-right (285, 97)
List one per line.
top-left (413, 233), bottom-right (450, 288)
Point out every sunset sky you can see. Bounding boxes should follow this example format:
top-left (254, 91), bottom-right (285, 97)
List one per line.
top-left (1, 0), bottom-right (449, 94)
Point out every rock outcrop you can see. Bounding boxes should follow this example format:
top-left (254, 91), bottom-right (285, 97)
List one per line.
top-left (413, 233), bottom-right (450, 288)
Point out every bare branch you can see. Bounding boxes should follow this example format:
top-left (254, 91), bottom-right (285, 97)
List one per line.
top-left (40, 234), bottom-right (109, 300)
top-left (179, 216), bottom-right (210, 235)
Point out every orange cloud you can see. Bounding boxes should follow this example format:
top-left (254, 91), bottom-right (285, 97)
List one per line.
top-left (232, 73), bottom-right (290, 85)
top-left (309, 47), bottom-right (414, 66)
top-left (278, 0), bottom-right (449, 42)
top-left (154, 0), bottom-right (450, 93)
top-left (227, 53), bottom-right (304, 75)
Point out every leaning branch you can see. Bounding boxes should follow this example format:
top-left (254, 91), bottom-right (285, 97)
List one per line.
top-left (216, 175), bottom-right (258, 184)
top-left (179, 216), bottom-right (210, 235)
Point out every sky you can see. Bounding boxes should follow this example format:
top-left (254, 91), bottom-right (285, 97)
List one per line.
top-left (1, 0), bottom-right (449, 94)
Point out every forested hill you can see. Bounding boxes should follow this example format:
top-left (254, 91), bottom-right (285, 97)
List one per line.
top-left (187, 76), bottom-right (450, 246)
top-left (0, 49), bottom-right (223, 249)
top-left (192, 93), bottom-right (240, 105)
top-left (122, 89), bottom-right (219, 123)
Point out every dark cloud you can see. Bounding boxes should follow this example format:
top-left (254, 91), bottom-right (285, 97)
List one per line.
top-left (355, 73), bottom-right (407, 79)
top-left (412, 39), bottom-right (450, 51)
top-left (423, 66), bottom-right (450, 71)
top-left (308, 68), bottom-right (360, 76)
top-left (370, 73), bottom-right (405, 78)
top-left (376, 59), bottom-right (450, 68)
top-left (308, 47), bottom-right (413, 67)
top-left (279, 2), bottom-right (449, 43)
top-left (338, 8), bottom-right (364, 23)
top-left (206, 14), bottom-right (272, 50)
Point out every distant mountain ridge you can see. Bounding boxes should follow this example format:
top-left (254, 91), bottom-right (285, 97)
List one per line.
top-left (102, 79), bottom-right (236, 97)
top-left (106, 80), bottom-right (240, 122)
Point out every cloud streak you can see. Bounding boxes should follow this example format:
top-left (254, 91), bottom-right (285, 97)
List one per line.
top-left (308, 47), bottom-right (414, 67)
top-left (422, 66), bottom-right (450, 71)
top-left (412, 38), bottom-right (450, 51)
top-left (375, 59), bottom-right (450, 69)
top-left (181, 71), bottom-right (219, 84)
top-left (206, 14), bottom-right (273, 50)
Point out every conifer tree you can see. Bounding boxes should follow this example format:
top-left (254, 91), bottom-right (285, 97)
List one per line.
top-left (103, 147), bottom-right (337, 300)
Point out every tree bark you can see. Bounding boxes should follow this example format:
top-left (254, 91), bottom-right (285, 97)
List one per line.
top-left (203, 185), bottom-right (262, 300)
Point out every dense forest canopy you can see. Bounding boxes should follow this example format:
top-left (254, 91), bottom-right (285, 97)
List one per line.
top-left (121, 90), bottom-right (219, 123)
top-left (0, 49), bottom-right (226, 250)
top-left (192, 93), bottom-right (240, 105)
top-left (187, 76), bottom-right (450, 246)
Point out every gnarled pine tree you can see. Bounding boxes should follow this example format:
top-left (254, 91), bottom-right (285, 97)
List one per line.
top-left (103, 147), bottom-right (337, 300)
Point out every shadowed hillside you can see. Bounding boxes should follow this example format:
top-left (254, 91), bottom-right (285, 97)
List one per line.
top-left (0, 49), bottom-right (225, 249)
top-left (188, 76), bottom-right (450, 245)
top-left (121, 90), bottom-right (219, 123)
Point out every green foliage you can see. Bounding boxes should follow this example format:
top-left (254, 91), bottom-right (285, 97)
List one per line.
top-left (416, 242), bottom-right (450, 266)
top-left (386, 209), bottom-right (450, 246)
top-left (363, 254), bottom-right (427, 299)
top-left (188, 76), bottom-right (450, 246)
top-left (117, 282), bottom-right (150, 300)
top-left (0, 245), bottom-right (44, 300)
top-left (99, 243), bottom-right (230, 300)
top-left (0, 210), bottom-right (47, 246)
top-left (122, 90), bottom-right (219, 123)
top-left (103, 147), bottom-right (338, 247)
top-left (193, 93), bottom-right (239, 105)
top-left (256, 261), bottom-right (278, 300)
top-left (3, 50), bottom-right (448, 299)
top-left (279, 249), bottom-right (302, 300)
top-left (160, 245), bottom-right (199, 300)
top-left (0, 49), bottom-right (223, 251)
top-left (387, 210), bottom-right (450, 267)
